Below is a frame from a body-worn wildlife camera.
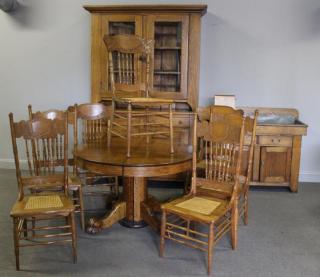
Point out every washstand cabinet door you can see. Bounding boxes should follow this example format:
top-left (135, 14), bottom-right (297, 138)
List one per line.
top-left (260, 146), bottom-right (292, 183)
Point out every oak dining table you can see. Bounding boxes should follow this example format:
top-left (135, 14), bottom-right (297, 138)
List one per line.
top-left (73, 139), bottom-right (192, 233)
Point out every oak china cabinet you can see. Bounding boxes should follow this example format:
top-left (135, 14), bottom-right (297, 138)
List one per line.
top-left (84, 4), bottom-right (207, 114)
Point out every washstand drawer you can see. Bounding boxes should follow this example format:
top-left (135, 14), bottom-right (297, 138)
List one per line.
top-left (259, 136), bottom-right (292, 146)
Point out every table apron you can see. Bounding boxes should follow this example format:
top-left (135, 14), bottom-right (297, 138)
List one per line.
top-left (76, 158), bottom-right (192, 177)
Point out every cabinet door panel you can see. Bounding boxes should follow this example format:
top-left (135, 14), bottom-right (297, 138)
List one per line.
top-left (146, 15), bottom-right (189, 100)
top-left (260, 146), bottom-right (292, 183)
top-left (98, 15), bottom-right (143, 99)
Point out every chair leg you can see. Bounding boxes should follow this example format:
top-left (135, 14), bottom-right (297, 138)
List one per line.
top-left (127, 103), bottom-right (132, 157)
top-left (169, 104), bottom-right (174, 154)
top-left (22, 218), bottom-right (28, 238)
top-left (13, 217), bottom-right (20, 270)
top-left (114, 176), bottom-right (119, 198)
top-left (145, 107), bottom-right (150, 144)
top-left (78, 186), bottom-right (85, 230)
top-left (207, 223), bottom-right (214, 275)
top-left (231, 200), bottom-right (238, 250)
top-left (70, 212), bottom-right (77, 264)
top-left (159, 211), bottom-right (166, 257)
top-left (108, 101), bottom-right (115, 147)
top-left (183, 170), bottom-right (191, 194)
top-left (31, 217), bottom-right (36, 238)
top-left (244, 191), bottom-right (249, 225)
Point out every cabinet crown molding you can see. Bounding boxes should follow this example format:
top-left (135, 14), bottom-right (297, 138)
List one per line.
top-left (83, 4), bottom-right (207, 16)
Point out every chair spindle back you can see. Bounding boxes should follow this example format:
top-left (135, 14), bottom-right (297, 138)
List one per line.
top-left (192, 112), bottom-right (246, 201)
top-left (104, 34), bottom-right (153, 98)
top-left (9, 113), bottom-right (68, 200)
top-left (74, 103), bottom-right (111, 145)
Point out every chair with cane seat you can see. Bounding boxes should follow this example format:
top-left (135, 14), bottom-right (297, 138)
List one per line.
top-left (28, 104), bottom-right (85, 230)
top-left (104, 34), bottom-right (174, 157)
top-left (73, 103), bottom-right (119, 199)
top-left (160, 111), bottom-right (245, 275)
top-left (9, 113), bottom-right (77, 270)
top-left (197, 106), bottom-right (258, 225)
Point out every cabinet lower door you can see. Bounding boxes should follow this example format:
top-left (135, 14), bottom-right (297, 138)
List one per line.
top-left (260, 147), bottom-right (292, 183)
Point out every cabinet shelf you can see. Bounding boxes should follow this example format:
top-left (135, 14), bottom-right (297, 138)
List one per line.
top-left (155, 47), bottom-right (181, 50)
top-left (154, 71), bottom-right (181, 75)
top-left (155, 33), bottom-right (180, 36)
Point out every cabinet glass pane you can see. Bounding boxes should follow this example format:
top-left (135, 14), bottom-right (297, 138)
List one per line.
top-left (153, 22), bottom-right (182, 92)
top-left (108, 22), bottom-right (135, 35)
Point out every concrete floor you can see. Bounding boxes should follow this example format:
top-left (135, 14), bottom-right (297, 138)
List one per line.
top-left (1, 169), bottom-right (320, 277)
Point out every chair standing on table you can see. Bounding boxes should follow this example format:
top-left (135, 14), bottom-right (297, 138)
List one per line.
top-left (160, 111), bottom-right (246, 275)
top-left (9, 113), bottom-right (77, 270)
top-left (104, 34), bottom-right (174, 157)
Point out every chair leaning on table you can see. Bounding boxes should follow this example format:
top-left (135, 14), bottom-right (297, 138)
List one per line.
top-left (197, 105), bottom-right (258, 226)
top-left (28, 104), bottom-right (85, 230)
top-left (9, 113), bottom-right (77, 270)
top-left (73, 103), bottom-right (119, 199)
top-left (104, 34), bottom-right (174, 157)
top-left (160, 111), bottom-right (246, 275)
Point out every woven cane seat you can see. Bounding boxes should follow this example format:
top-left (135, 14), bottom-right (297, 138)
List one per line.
top-left (162, 195), bottom-right (229, 223)
top-left (10, 194), bottom-right (74, 217)
top-left (175, 197), bottom-right (221, 215)
top-left (25, 195), bottom-right (63, 209)
top-left (118, 97), bottom-right (174, 104)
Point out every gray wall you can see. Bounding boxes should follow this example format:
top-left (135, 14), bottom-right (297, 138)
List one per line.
top-left (1, 0), bottom-right (320, 181)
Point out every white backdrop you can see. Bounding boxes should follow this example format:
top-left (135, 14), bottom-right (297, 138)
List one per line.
top-left (1, 0), bottom-right (320, 181)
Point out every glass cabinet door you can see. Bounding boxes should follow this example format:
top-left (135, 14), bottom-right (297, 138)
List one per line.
top-left (100, 15), bottom-right (142, 96)
top-left (147, 15), bottom-right (189, 100)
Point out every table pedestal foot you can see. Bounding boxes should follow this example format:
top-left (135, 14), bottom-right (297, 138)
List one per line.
top-left (119, 219), bottom-right (148, 228)
top-left (86, 201), bottom-right (126, 234)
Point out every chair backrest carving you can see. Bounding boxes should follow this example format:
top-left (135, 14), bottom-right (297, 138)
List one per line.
top-left (197, 105), bottom-right (258, 189)
top-left (191, 111), bottom-right (246, 203)
top-left (104, 34), bottom-right (153, 98)
top-left (74, 103), bottom-right (111, 145)
top-left (9, 113), bottom-right (68, 200)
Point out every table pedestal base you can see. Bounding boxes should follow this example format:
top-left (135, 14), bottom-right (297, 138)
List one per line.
top-left (119, 219), bottom-right (148, 228)
top-left (86, 201), bottom-right (126, 234)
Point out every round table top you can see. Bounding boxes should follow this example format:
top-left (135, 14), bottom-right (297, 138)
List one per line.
top-left (74, 140), bottom-right (193, 177)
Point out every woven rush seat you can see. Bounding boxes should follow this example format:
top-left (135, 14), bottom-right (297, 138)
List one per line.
top-left (10, 194), bottom-right (74, 217)
top-left (161, 195), bottom-right (229, 223)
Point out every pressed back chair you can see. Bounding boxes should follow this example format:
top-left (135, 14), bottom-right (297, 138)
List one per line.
top-left (28, 104), bottom-right (85, 230)
top-left (160, 112), bottom-right (246, 275)
top-left (197, 106), bottom-right (258, 226)
top-left (9, 113), bottom-right (77, 270)
top-left (74, 103), bottom-right (119, 198)
top-left (104, 34), bottom-right (174, 157)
